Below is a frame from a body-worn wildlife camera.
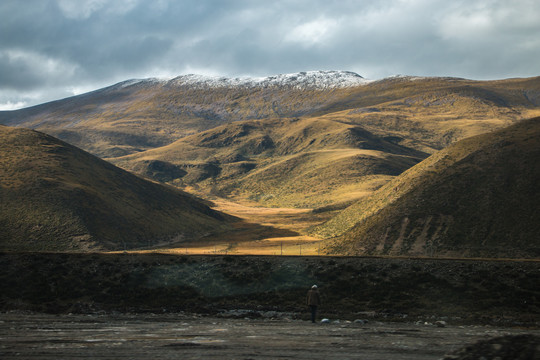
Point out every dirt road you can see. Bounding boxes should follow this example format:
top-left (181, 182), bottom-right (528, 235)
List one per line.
top-left (1, 312), bottom-right (538, 359)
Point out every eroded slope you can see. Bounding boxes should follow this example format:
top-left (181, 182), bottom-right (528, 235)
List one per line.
top-left (316, 117), bottom-right (540, 258)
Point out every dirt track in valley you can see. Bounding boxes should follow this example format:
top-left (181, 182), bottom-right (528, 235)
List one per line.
top-left (1, 312), bottom-right (539, 360)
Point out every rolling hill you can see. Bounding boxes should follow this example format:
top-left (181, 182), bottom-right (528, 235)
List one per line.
top-left (314, 117), bottom-right (540, 259)
top-left (111, 116), bottom-right (427, 208)
top-left (0, 125), bottom-right (234, 252)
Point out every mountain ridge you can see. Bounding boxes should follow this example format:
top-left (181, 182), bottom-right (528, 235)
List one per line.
top-left (1, 73), bottom-right (538, 160)
top-left (168, 70), bottom-right (370, 89)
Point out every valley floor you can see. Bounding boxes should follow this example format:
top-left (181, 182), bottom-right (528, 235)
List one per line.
top-left (147, 197), bottom-right (330, 255)
top-left (1, 312), bottom-right (538, 359)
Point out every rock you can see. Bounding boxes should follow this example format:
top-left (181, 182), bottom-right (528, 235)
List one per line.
top-left (442, 334), bottom-right (540, 360)
top-left (435, 320), bottom-right (447, 328)
top-left (321, 318), bottom-right (330, 324)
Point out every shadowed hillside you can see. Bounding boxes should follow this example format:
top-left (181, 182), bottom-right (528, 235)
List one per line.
top-left (0, 126), bottom-right (234, 251)
top-left (112, 117), bottom-right (427, 208)
top-left (315, 117), bottom-right (540, 259)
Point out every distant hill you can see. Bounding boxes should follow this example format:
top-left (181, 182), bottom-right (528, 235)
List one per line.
top-left (0, 126), bottom-right (233, 252)
top-left (1, 73), bottom-right (539, 159)
top-left (315, 117), bottom-right (540, 258)
top-left (111, 117), bottom-right (427, 208)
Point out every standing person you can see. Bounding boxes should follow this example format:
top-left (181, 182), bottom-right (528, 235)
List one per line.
top-left (306, 285), bottom-right (321, 323)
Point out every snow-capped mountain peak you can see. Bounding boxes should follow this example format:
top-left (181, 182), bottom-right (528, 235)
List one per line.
top-left (169, 70), bottom-right (372, 89)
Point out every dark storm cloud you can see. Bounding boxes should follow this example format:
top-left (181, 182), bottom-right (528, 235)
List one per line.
top-left (1, 0), bottom-right (539, 109)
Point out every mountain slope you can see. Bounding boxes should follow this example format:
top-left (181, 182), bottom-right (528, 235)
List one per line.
top-left (0, 71), bottom-right (371, 158)
top-left (315, 117), bottom-right (540, 258)
top-left (0, 125), bottom-right (233, 252)
top-left (112, 117), bottom-right (427, 208)
top-left (1, 73), bottom-right (539, 159)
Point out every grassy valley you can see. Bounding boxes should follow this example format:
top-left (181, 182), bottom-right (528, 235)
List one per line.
top-left (0, 74), bottom-right (539, 258)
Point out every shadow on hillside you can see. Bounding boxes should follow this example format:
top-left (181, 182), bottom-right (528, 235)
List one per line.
top-left (165, 218), bottom-right (301, 249)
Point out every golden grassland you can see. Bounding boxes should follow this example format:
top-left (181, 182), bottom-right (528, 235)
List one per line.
top-left (111, 115), bottom-right (427, 209)
top-left (1, 76), bottom-right (540, 256)
top-left (117, 197), bottom-right (327, 255)
top-left (316, 117), bottom-right (540, 258)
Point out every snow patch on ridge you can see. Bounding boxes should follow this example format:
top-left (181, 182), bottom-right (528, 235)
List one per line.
top-left (115, 78), bottom-right (168, 89)
top-left (104, 72), bottom-right (467, 93)
top-left (169, 71), bottom-right (372, 89)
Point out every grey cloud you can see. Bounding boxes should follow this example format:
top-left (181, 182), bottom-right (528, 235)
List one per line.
top-left (1, 0), bottom-right (539, 109)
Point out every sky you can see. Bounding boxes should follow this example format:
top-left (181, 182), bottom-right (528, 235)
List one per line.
top-left (1, 0), bottom-right (539, 110)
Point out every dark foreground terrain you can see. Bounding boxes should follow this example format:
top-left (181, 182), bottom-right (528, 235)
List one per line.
top-left (1, 253), bottom-right (539, 325)
top-left (1, 253), bottom-right (539, 359)
top-left (1, 312), bottom-right (539, 360)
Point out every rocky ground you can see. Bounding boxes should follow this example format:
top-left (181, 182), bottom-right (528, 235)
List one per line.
top-left (1, 312), bottom-right (539, 359)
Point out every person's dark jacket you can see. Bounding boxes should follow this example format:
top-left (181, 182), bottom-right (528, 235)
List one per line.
top-left (306, 289), bottom-right (321, 306)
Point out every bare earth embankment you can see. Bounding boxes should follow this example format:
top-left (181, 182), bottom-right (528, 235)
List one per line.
top-left (1, 253), bottom-right (538, 324)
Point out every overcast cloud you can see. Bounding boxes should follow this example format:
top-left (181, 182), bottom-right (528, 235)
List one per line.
top-left (1, 0), bottom-right (539, 109)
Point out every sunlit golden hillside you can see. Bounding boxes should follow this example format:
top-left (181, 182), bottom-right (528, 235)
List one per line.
top-left (112, 116), bottom-right (427, 208)
top-left (315, 117), bottom-right (540, 259)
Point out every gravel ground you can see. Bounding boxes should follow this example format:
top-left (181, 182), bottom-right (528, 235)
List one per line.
top-left (1, 312), bottom-right (539, 360)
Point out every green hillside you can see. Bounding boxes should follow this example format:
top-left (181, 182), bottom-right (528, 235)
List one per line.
top-left (315, 117), bottom-right (540, 258)
top-left (0, 126), bottom-right (233, 252)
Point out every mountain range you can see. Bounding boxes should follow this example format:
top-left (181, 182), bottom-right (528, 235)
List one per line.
top-left (2, 71), bottom-right (539, 160)
top-left (1, 71), bottom-right (539, 257)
